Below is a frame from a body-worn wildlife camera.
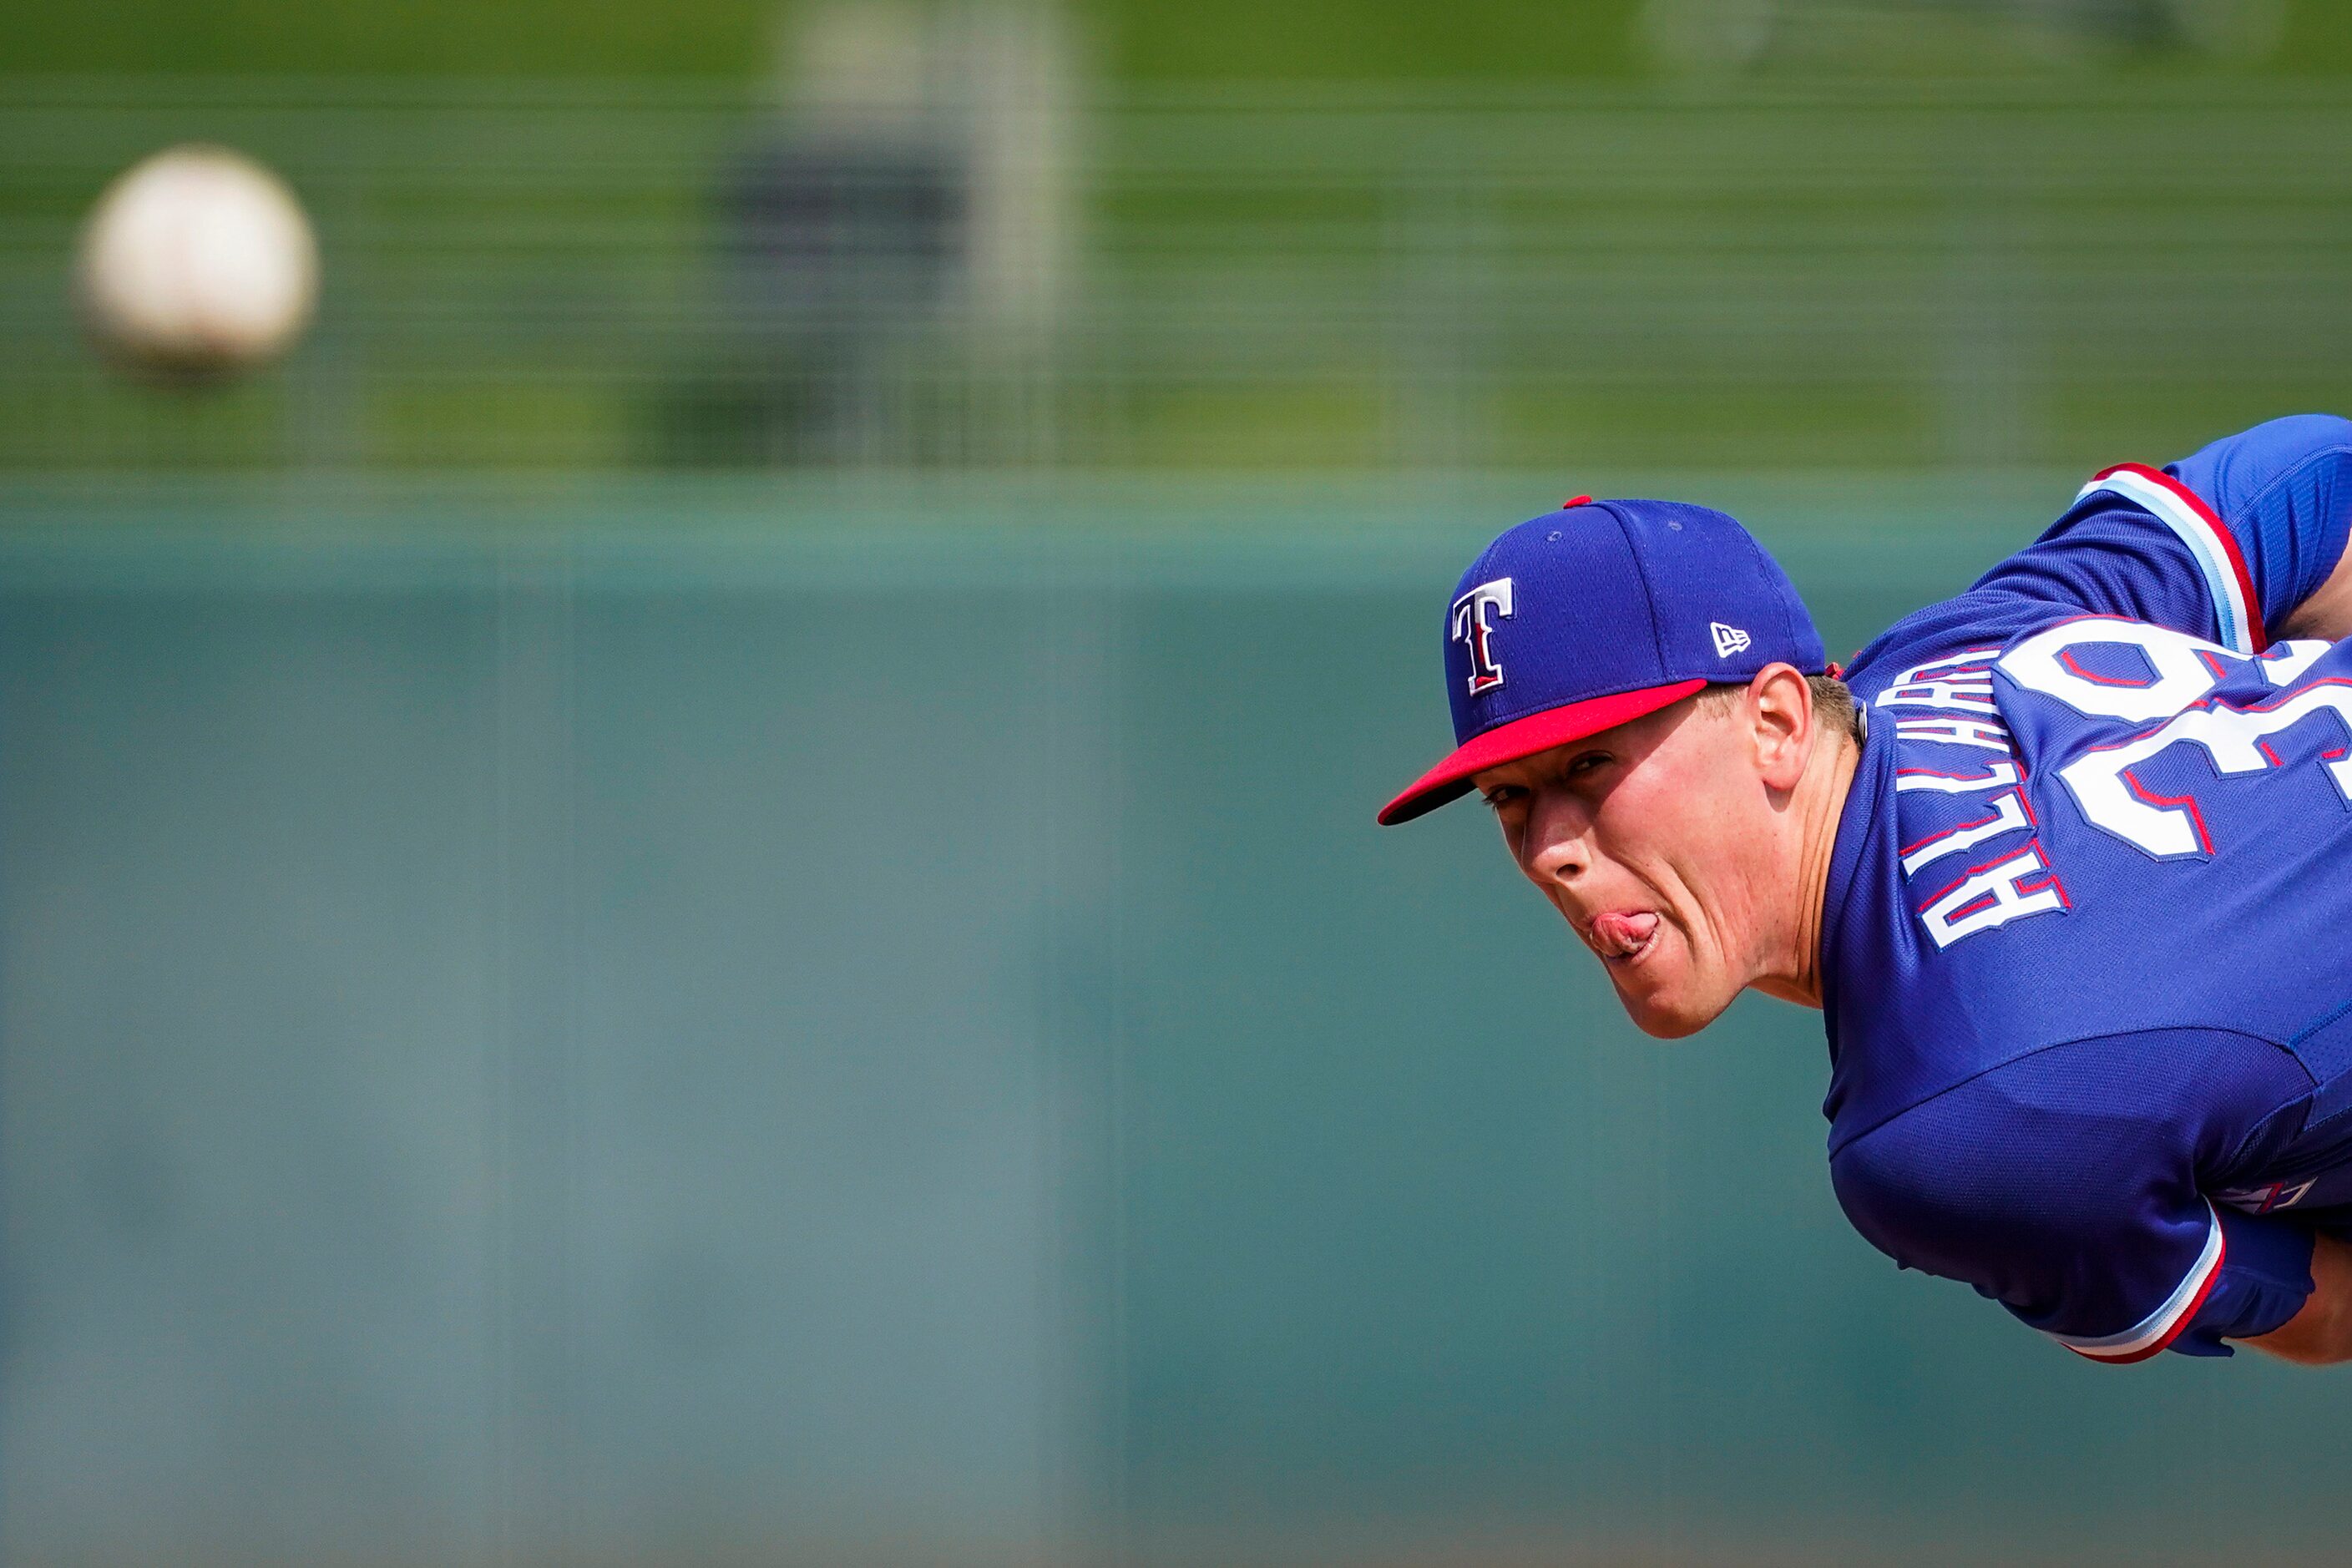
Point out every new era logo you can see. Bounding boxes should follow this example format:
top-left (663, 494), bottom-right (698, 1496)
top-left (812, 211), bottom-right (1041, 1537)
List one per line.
top-left (1710, 621), bottom-right (1753, 660)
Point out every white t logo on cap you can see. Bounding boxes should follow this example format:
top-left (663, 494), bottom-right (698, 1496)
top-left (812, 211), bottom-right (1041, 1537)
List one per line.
top-left (1452, 578), bottom-right (1515, 695)
top-left (1711, 621), bottom-right (1752, 659)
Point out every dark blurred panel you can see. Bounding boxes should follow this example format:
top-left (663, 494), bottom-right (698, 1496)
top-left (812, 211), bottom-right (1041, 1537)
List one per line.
top-left (662, 128), bottom-right (967, 464)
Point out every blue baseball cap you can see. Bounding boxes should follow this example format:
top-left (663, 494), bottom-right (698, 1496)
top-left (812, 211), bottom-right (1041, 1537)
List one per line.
top-left (1378, 497), bottom-right (1827, 825)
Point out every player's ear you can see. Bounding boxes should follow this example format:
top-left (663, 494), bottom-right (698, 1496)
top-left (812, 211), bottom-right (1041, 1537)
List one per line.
top-left (1747, 663), bottom-right (1813, 790)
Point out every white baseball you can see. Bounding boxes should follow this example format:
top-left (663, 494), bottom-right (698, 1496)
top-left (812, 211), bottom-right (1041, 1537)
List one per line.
top-left (76, 145), bottom-right (319, 377)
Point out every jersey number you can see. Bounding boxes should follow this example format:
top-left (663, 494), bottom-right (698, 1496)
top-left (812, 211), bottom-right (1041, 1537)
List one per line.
top-left (2000, 620), bottom-right (2348, 859)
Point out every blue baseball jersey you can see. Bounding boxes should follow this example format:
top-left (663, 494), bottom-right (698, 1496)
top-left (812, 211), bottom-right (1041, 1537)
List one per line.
top-left (1824, 413), bottom-right (2352, 1360)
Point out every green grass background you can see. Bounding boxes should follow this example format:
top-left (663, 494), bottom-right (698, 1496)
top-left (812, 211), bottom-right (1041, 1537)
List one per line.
top-left (8, 0), bottom-right (2351, 83)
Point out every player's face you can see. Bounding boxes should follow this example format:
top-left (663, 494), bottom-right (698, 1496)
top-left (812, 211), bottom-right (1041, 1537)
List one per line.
top-left (1471, 694), bottom-right (1786, 1039)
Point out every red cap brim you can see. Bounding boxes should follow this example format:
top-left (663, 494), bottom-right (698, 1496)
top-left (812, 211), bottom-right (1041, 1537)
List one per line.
top-left (1375, 678), bottom-right (1707, 826)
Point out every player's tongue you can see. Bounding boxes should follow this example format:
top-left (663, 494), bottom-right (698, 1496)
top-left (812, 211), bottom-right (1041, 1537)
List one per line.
top-left (1591, 910), bottom-right (1658, 959)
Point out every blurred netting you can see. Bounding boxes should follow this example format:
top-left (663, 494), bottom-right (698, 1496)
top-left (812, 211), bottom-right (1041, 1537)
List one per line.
top-left (6, 75), bottom-right (2352, 473)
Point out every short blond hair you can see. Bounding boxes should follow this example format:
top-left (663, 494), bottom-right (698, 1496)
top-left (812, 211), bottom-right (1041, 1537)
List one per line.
top-left (1696, 673), bottom-right (1864, 745)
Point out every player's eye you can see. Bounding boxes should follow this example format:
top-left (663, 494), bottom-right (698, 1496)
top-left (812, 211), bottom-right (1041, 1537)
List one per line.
top-left (1565, 751), bottom-right (1611, 777)
top-left (1480, 786), bottom-right (1525, 811)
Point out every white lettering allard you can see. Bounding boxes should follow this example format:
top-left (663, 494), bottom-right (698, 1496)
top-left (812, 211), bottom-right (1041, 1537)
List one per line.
top-left (1874, 650), bottom-right (2060, 947)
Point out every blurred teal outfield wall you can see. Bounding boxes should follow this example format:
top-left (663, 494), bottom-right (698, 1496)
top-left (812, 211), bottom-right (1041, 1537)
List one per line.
top-left (2, 477), bottom-right (2346, 1567)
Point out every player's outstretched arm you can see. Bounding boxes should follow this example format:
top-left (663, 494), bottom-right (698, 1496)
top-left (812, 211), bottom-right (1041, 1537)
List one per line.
top-left (2243, 1234), bottom-right (2352, 1365)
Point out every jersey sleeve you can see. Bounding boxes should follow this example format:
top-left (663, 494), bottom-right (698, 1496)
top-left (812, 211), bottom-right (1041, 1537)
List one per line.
top-left (1829, 1029), bottom-right (2317, 1361)
top-left (1970, 414), bottom-right (2352, 655)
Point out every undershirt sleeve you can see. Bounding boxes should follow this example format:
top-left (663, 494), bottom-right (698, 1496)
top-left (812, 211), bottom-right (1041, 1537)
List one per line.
top-left (1829, 1029), bottom-right (2317, 1361)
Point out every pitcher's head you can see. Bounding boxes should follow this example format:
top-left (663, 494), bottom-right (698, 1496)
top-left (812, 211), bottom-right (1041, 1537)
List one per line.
top-left (1379, 499), bottom-right (1852, 1035)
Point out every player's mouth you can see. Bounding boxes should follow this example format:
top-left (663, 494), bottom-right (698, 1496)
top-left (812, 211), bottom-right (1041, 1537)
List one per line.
top-left (1585, 909), bottom-right (1660, 968)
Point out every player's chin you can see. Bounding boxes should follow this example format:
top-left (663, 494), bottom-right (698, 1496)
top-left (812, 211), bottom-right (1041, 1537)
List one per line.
top-left (1614, 987), bottom-right (1716, 1039)
top-left (1601, 945), bottom-right (1725, 1039)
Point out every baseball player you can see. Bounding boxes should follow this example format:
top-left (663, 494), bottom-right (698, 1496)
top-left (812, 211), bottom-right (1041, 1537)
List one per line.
top-left (1379, 415), bottom-right (2352, 1364)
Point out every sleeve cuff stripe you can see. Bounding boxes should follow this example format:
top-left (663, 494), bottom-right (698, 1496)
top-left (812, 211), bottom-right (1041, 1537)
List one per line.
top-left (2047, 1200), bottom-right (2227, 1363)
top-left (2081, 463), bottom-right (2267, 657)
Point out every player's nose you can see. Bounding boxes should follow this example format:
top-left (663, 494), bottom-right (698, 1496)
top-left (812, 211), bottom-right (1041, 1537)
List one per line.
top-left (1522, 793), bottom-right (1593, 888)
